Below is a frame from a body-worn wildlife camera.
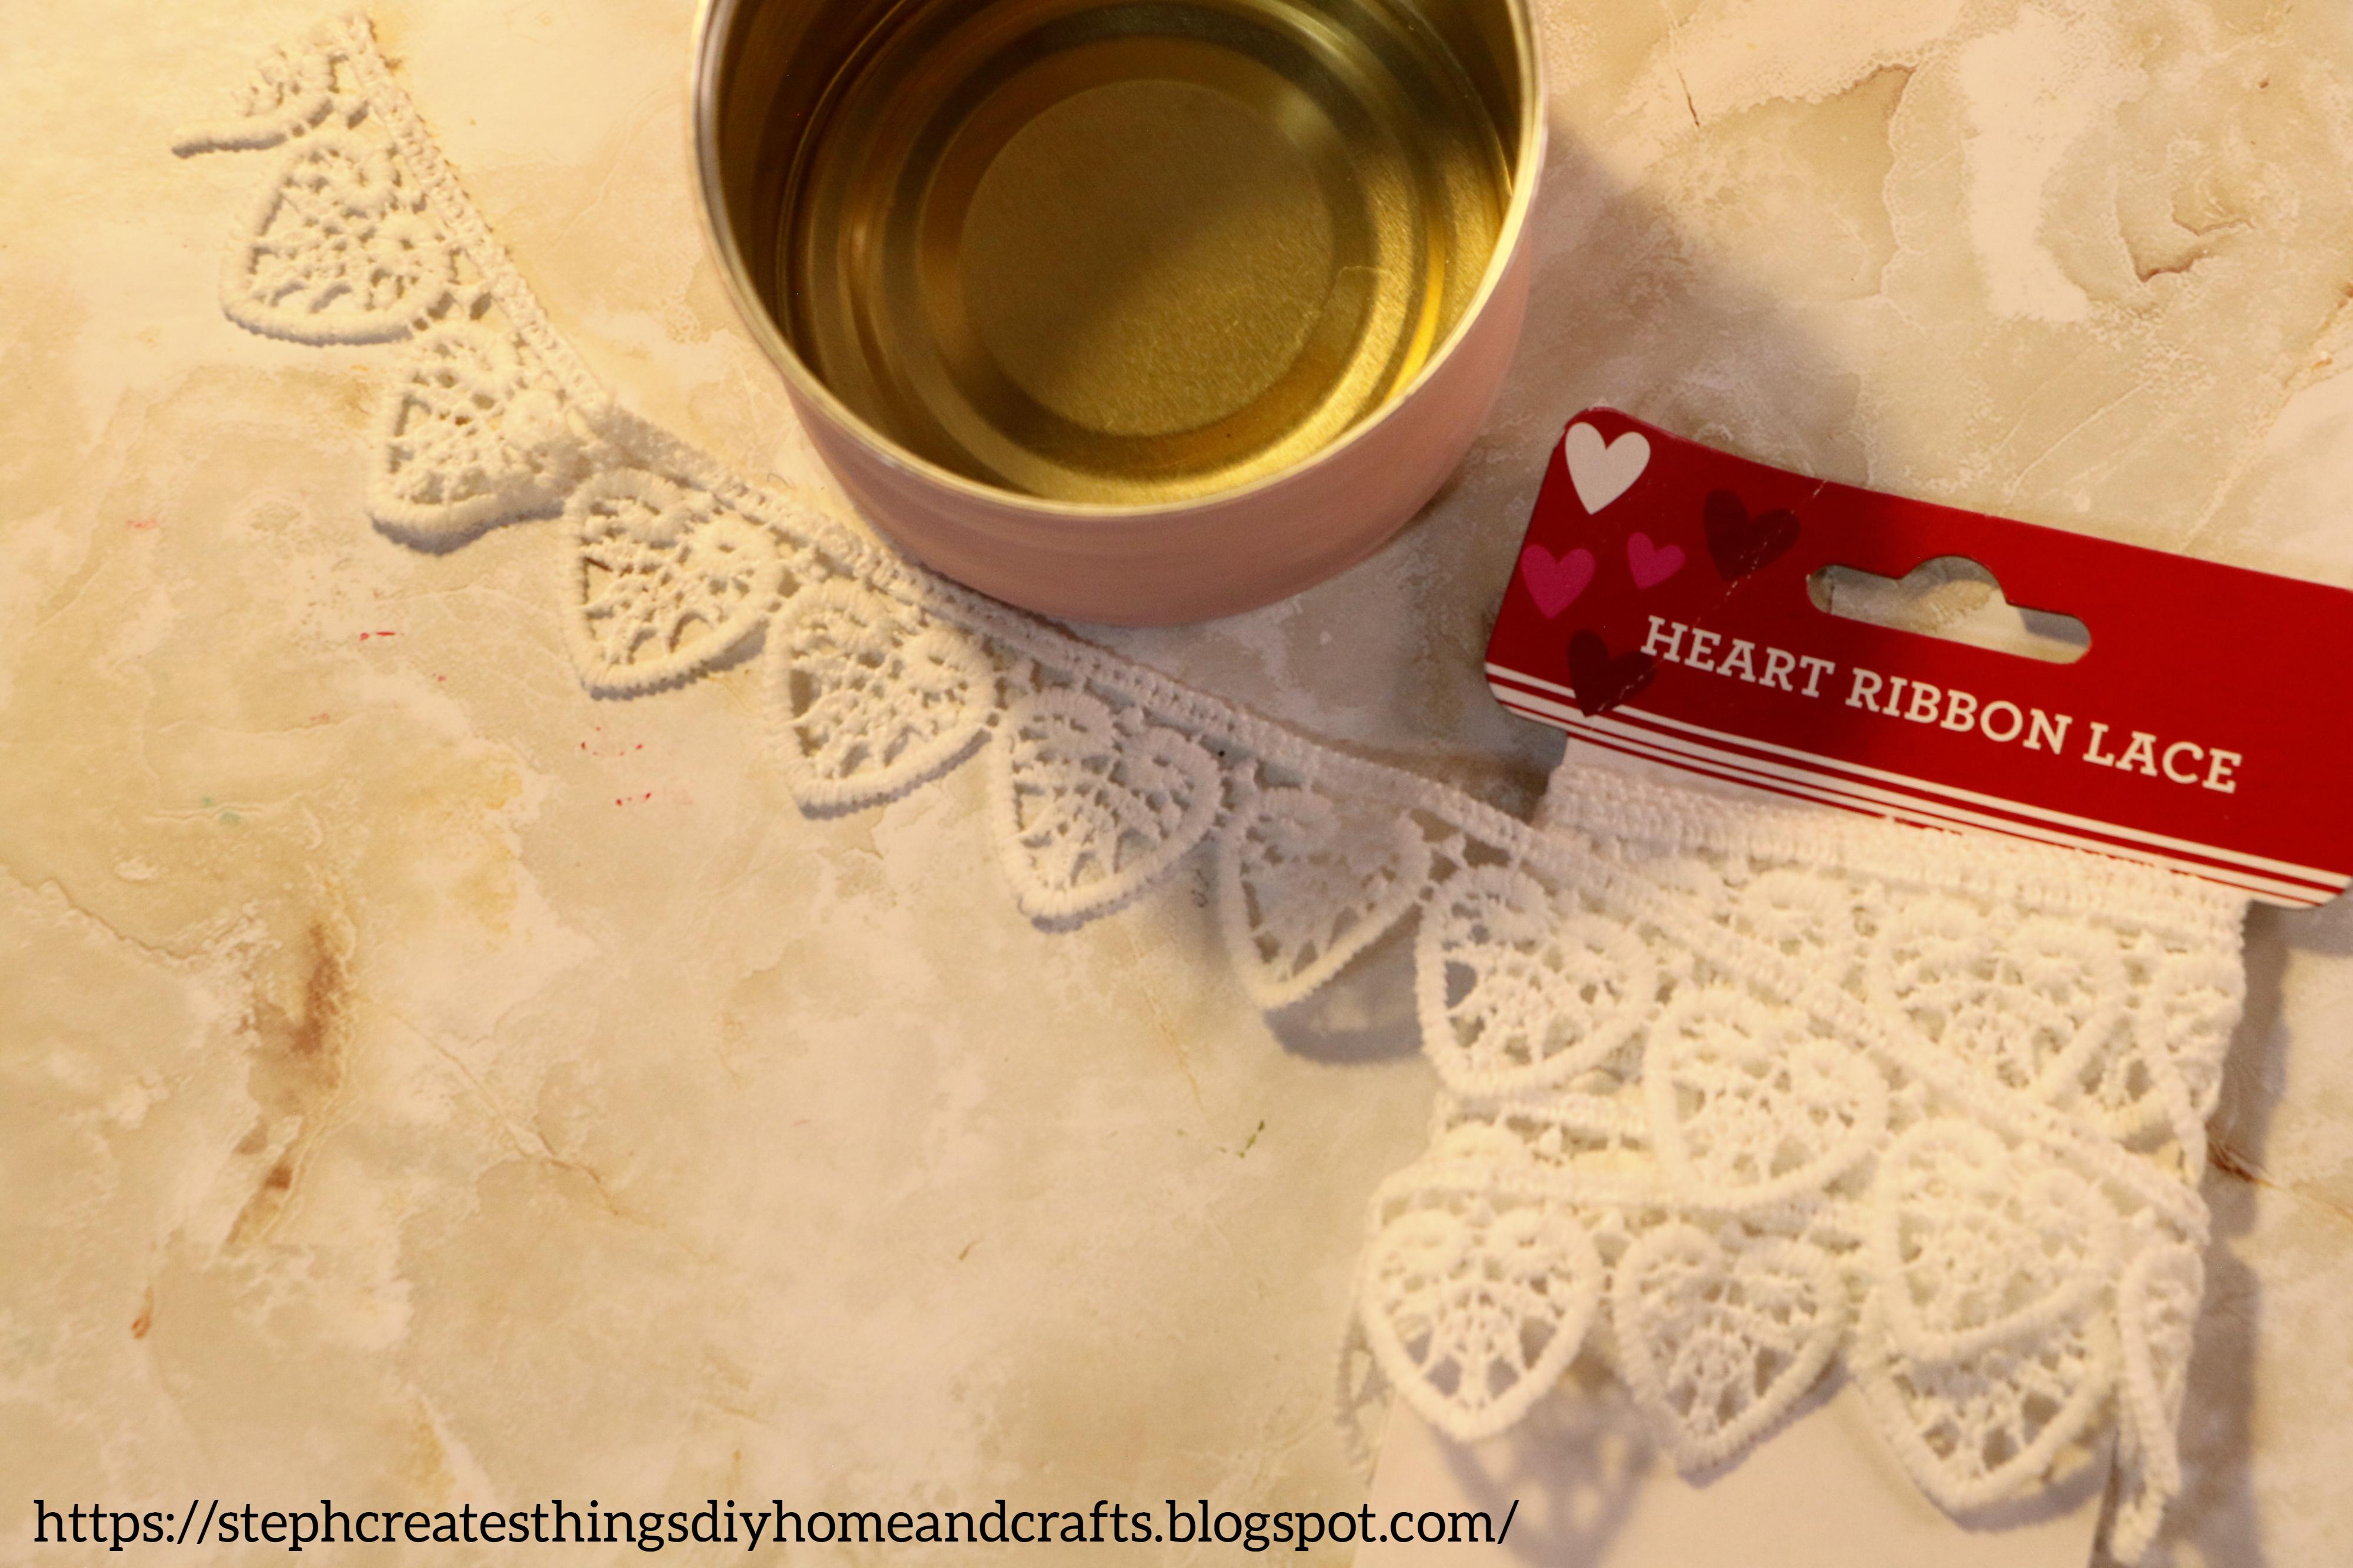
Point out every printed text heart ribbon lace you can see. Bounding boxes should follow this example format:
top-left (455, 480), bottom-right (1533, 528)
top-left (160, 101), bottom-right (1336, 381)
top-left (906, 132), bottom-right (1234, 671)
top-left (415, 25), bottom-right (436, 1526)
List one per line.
top-left (176, 19), bottom-right (2246, 1560)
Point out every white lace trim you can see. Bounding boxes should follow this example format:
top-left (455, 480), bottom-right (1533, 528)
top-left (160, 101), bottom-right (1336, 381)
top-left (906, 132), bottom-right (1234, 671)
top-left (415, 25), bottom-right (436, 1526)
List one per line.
top-left (175, 18), bottom-right (2247, 1560)
top-left (1371, 762), bottom-right (2238, 1557)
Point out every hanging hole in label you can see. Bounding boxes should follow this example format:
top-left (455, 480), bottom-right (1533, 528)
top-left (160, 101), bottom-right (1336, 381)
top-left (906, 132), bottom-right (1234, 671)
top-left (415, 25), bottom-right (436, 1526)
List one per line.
top-left (1807, 556), bottom-right (2090, 664)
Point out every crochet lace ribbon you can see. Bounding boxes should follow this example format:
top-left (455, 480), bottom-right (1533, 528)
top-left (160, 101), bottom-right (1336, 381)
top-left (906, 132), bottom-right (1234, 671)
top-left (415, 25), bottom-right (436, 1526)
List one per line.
top-left (1352, 761), bottom-right (2242, 1561)
top-left (175, 18), bottom-right (2247, 1560)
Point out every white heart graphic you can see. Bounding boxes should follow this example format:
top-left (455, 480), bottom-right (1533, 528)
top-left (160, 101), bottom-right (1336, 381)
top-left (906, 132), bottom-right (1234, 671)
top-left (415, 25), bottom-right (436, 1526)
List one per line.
top-left (1564, 422), bottom-right (1652, 516)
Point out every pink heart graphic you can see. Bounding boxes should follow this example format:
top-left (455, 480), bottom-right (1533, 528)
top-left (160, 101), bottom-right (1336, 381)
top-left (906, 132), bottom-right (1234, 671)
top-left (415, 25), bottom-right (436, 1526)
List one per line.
top-left (1520, 545), bottom-right (1597, 619)
top-left (1626, 533), bottom-right (1686, 590)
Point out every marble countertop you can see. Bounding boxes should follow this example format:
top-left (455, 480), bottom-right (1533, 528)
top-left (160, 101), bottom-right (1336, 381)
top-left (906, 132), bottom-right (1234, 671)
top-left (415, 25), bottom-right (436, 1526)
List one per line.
top-left (5, 1), bottom-right (2351, 1562)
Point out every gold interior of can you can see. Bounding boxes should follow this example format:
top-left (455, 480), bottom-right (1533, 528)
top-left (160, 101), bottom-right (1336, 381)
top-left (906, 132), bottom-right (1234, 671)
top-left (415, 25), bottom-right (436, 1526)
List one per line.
top-left (716, 0), bottom-right (1522, 506)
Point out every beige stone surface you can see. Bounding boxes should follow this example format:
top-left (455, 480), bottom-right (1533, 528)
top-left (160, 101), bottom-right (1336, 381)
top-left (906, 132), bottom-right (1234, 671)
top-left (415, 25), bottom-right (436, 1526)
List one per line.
top-left (4, 1), bottom-right (2351, 1563)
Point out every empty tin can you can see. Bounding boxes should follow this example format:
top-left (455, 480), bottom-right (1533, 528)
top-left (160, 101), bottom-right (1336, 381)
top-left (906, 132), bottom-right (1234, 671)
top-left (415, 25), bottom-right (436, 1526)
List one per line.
top-left (693, 0), bottom-right (1543, 623)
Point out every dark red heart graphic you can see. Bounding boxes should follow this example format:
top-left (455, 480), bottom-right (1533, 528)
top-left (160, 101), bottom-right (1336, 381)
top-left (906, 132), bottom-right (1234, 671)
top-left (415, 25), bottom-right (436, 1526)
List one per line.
top-left (1703, 490), bottom-right (1801, 582)
top-left (1567, 629), bottom-right (1657, 716)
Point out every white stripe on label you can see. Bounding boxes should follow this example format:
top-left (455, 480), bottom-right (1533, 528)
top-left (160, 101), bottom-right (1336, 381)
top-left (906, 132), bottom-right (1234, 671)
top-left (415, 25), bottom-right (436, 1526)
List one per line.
top-left (1485, 663), bottom-right (2345, 898)
top-left (1492, 688), bottom-right (2338, 908)
top-left (1485, 660), bottom-right (2342, 886)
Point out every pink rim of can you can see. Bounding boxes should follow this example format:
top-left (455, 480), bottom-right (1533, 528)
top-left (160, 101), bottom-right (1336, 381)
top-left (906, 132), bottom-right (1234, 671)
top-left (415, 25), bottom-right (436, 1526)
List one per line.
top-left (689, 0), bottom-right (1547, 626)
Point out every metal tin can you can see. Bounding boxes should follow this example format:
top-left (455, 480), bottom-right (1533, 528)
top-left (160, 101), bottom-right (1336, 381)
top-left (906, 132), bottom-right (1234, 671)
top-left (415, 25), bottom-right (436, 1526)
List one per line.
top-left (693, 0), bottom-right (1543, 623)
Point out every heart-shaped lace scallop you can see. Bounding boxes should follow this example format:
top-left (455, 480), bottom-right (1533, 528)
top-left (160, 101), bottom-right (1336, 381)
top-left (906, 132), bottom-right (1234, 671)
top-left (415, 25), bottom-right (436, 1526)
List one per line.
top-left (990, 689), bottom-right (1222, 928)
top-left (766, 582), bottom-right (993, 815)
top-left (2116, 1242), bottom-right (2201, 1498)
top-left (2130, 950), bottom-right (2242, 1147)
top-left (2108, 1242), bottom-right (2205, 1559)
top-left (172, 32), bottom-right (355, 155)
top-left (1359, 1190), bottom-right (1602, 1441)
top-left (1611, 1223), bottom-right (1847, 1469)
top-left (1867, 1122), bottom-right (2120, 1362)
top-left (1875, 900), bottom-right (2127, 1102)
top-left (1724, 865), bottom-right (1877, 983)
top-left (1215, 789), bottom-right (1432, 1009)
top-left (1855, 1295), bottom-right (2118, 1512)
top-left (368, 317), bottom-right (588, 542)
top-left (1644, 987), bottom-right (1888, 1207)
top-left (562, 468), bottom-right (786, 695)
top-left (225, 129), bottom-right (454, 344)
top-left (1415, 866), bottom-right (1654, 1097)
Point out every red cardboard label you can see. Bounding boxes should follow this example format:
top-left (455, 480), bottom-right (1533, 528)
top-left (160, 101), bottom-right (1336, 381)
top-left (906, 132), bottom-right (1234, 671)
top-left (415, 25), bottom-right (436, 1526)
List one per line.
top-left (1486, 408), bottom-right (2353, 907)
